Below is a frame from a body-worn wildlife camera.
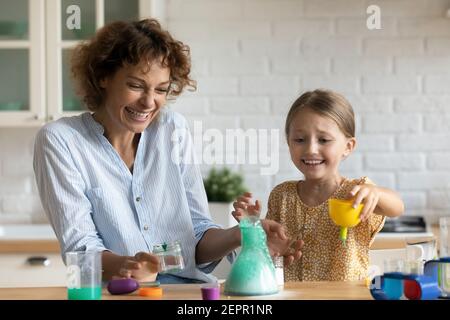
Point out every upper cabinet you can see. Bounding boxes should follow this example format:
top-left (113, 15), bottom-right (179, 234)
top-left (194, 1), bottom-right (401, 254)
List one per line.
top-left (0, 0), bottom-right (45, 126)
top-left (0, 0), bottom-right (164, 127)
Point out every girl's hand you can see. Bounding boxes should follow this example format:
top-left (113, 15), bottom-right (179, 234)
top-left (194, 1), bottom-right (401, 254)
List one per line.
top-left (261, 219), bottom-right (303, 267)
top-left (348, 184), bottom-right (380, 222)
top-left (231, 192), bottom-right (261, 222)
top-left (114, 252), bottom-right (160, 282)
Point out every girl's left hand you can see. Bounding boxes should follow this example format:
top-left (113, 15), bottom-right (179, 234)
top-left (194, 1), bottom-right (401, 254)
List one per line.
top-left (348, 184), bottom-right (380, 222)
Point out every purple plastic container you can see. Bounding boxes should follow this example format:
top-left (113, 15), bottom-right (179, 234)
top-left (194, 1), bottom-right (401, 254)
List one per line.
top-left (201, 286), bottom-right (220, 300)
top-left (107, 278), bottom-right (139, 295)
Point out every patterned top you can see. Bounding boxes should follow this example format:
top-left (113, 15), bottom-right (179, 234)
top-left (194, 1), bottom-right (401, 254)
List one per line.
top-left (266, 177), bottom-right (385, 281)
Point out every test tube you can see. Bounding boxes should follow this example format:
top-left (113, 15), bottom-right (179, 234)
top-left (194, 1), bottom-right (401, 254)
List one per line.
top-left (273, 256), bottom-right (284, 288)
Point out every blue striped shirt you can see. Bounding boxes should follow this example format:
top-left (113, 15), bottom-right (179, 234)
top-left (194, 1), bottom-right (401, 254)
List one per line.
top-left (33, 110), bottom-right (227, 283)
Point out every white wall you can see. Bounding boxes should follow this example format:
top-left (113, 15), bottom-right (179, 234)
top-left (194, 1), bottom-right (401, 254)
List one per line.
top-left (1, 0), bottom-right (450, 224)
top-left (166, 0), bottom-right (450, 225)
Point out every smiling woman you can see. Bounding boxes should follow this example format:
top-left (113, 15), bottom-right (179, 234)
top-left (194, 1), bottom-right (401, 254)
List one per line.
top-left (97, 62), bottom-right (170, 132)
top-left (32, 18), bottom-right (303, 286)
top-left (71, 19), bottom-right (194, 110)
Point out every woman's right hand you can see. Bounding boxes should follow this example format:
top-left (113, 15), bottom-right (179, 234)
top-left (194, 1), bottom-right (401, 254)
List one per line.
top-left (115, 252), bottom-right (160, 282)
top-left (231, 192), bottom-right (261, 222)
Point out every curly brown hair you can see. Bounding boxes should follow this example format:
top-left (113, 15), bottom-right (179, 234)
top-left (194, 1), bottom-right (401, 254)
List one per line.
top-left (71, 19), bottom-right (196, 111)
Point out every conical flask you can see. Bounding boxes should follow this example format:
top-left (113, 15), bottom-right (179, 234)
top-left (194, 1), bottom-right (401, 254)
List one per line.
top-left (224, 216), bottom-right (279, 296)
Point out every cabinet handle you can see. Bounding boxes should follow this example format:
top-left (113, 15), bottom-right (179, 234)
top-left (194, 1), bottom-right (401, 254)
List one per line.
top-left (26, 256), bottom-right (51, 267)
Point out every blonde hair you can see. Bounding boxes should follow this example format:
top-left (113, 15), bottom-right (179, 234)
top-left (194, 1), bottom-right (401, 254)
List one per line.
top-left (285, 89), bottom-right (355, 140)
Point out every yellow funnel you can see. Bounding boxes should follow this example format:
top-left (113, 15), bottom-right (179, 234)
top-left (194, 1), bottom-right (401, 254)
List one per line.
top-left (328, 199), bottom-right (364, 246)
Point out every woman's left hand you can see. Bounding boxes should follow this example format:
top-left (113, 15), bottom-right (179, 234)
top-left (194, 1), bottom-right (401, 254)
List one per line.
top-left (115, 252), bottom-right (160, 282)
top-left (348, 184), bottom-right (380, 222)
top-left (260, 219), bottom-right (303, 267)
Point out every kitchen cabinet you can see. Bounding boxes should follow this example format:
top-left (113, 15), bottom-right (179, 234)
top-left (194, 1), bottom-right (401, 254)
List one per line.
top-left (0, 252), bottom-right (66, 288)
top-left (0, 0), bottom-right (163, 127)
top-left (0, 0), bottom-right (45, 126)
top-left (0, 225), bottom-right (65, 288)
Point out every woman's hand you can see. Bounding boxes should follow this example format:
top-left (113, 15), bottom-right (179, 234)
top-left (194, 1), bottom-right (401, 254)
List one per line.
top-left (114, 252), bottom-right (160, 282)
top-left (261, 219), bottom-right (303, 267)
top-left (348, 184), bottom-right (380, 222)
top-left (231, 192), bottom-right (261, 222)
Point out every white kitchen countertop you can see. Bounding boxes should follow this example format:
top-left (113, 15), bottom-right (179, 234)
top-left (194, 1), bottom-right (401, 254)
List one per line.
top-left (0, 224), bottom-right (57, 240)
top-left (375, 232), bottom-right (434, 239)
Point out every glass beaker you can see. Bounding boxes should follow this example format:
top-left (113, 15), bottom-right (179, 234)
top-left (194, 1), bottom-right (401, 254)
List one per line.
top-left (402, 260), bottom-right (425, 300)
top-left (439, 217), bottom-right (450, 297)
top-left (440, 217), bottom-right (450, 258)
top-left (65, 251), bottom-right (102, 300)
top-left (273, 256), bottom-right (284, 288)
top-left (438, 262), bottom-right (450, 297)
top-left (383, 259), bottom-right (405, 300)
top-left (405, 260), bottom-right (424, 275)
top-left (152, 241), bottom-right (185, 273)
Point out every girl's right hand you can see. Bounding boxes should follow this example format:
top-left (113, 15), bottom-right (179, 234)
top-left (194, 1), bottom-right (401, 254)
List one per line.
top-left (115, 252), bottom-right (160, 282)
top-left (231, 192), bottom-right (261, 222)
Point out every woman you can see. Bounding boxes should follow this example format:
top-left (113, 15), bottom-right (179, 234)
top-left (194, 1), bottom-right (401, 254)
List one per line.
top-left (33, 19), bottom-right (302, 284)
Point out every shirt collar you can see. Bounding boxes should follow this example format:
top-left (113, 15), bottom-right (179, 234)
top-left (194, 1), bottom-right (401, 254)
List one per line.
top-left (82, 110), bottom-right (165, 138)
top-left (82, 112), bottom-right (105, 135)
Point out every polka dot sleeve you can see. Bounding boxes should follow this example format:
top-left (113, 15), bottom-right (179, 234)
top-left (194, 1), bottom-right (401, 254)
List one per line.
top-left (265, 185), bottom-right (282, 222)
top-left (358, 176), bottom-right (386, 244)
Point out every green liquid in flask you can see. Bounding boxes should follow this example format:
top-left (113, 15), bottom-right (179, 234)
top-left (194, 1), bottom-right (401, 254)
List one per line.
top-left (224, 216), bottom-right (278, 296)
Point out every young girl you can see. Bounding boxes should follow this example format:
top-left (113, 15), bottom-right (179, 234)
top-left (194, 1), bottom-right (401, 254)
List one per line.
top-left (232, 89), bottom-right (404, 281)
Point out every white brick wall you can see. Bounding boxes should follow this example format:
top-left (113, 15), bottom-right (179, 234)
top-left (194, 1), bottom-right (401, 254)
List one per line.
top-left (426, 37), bottom-right (450, 54)
top-left (166, 0), bottom-right (450, 222)
top-left (363, 38), bottom-right (424, 56)
top-left (0, 128), bottom-right (45, 223)
top-left (363, 114), bottom-right (422, 133)
top-left (362, 76), bottom-right (420, 94)
top-left (424, 75), bottom-right (450, 93)
top-left (3, 0), bottom-right (450, 224)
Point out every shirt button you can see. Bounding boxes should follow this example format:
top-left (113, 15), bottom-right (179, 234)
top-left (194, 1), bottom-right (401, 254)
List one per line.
top-left (136, 197), bottom-right (141, 202)
top-left (143, 225), bottom-right (149, 231)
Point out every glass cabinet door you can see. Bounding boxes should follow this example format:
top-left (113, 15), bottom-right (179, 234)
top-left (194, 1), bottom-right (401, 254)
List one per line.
top-left (0, 0), bottom-right (28, 40)
top-left (0, 0), bottom-right (45, 125)
top-left (105, 0), bottom-right (139, 24)
top-left (0, 49), bottom-right (29, 111)
top-left (62, 49), bottom-right (84, 112)
top-left (0, 0), bottom-right (154, 126)
top-left (48, 0), bottom-right (147, 120)
top-left (59, 0), bottom-right (140, 113)
top-left (0, 0), bottom-right (28, 114)
top-left (61, 0), bottom-right (96, 41)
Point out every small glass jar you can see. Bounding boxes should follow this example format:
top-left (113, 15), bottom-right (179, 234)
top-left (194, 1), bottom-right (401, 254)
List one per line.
top-left (272, 256), bottom-right (284, 288)
top-left (152, 241), bottom-right (185, 273)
